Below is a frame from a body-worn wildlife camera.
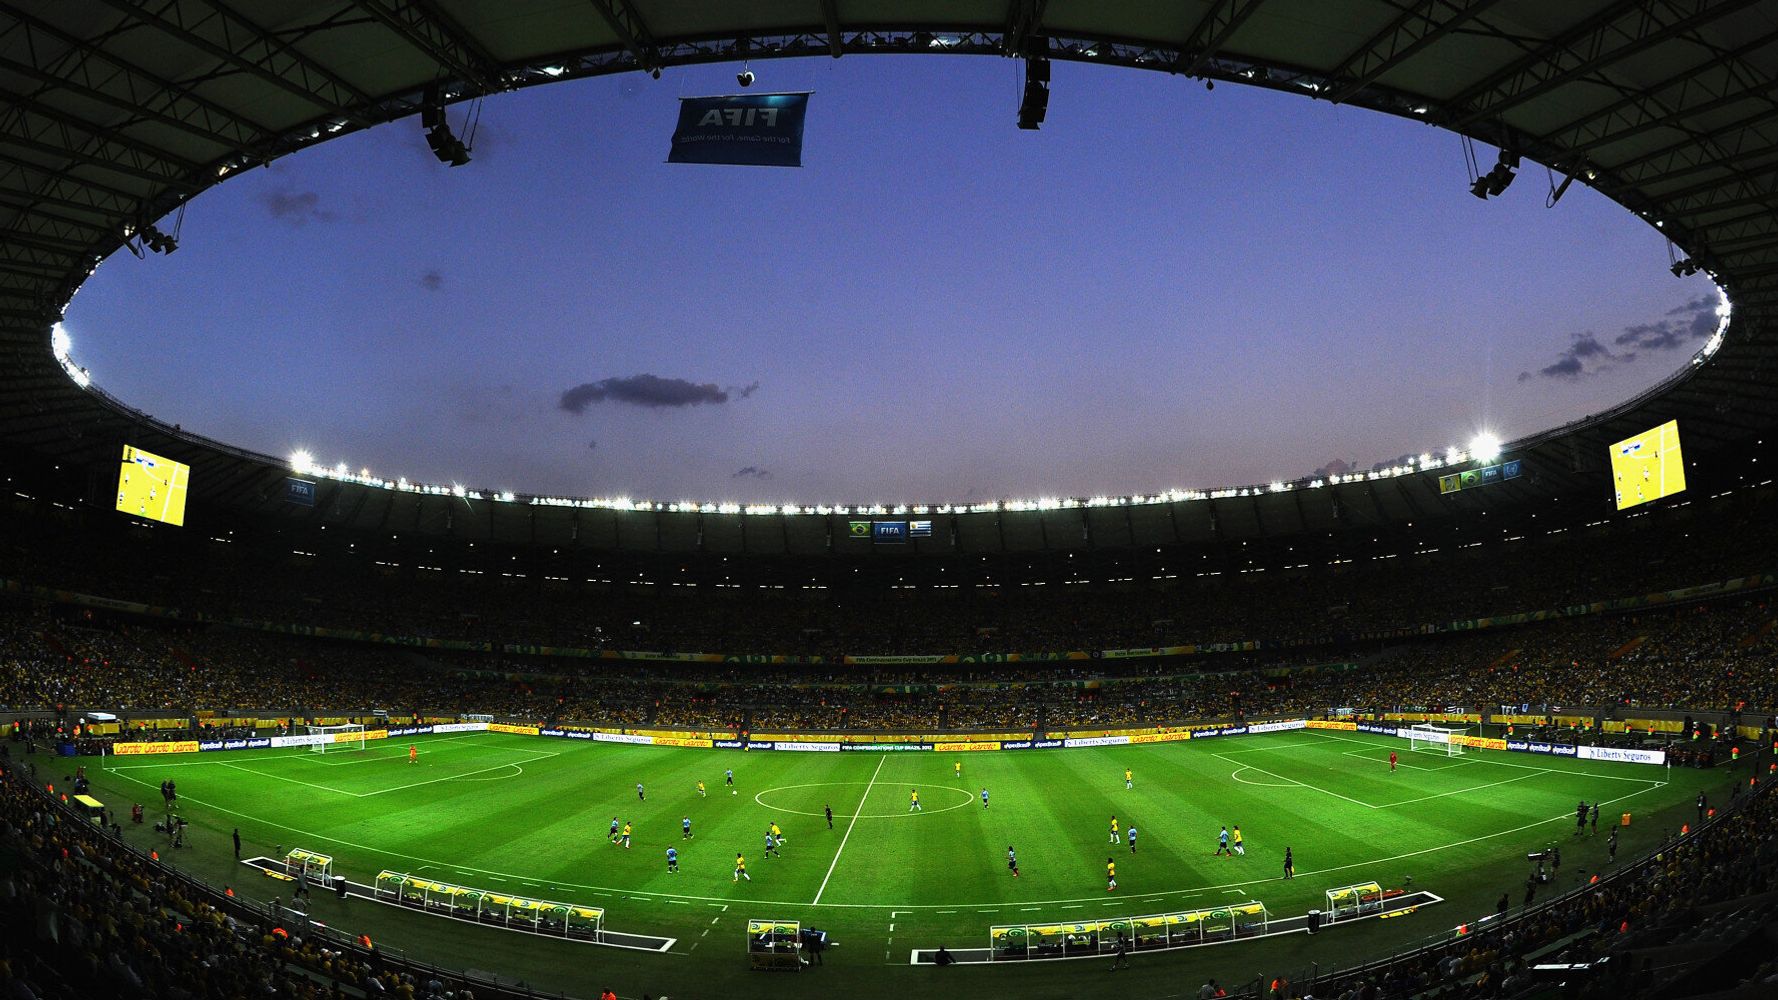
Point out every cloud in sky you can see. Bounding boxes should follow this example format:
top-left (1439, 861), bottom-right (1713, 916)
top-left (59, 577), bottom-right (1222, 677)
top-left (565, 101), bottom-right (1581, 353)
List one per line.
top-left (732, 466), bottom-right (772, 480)
top-left (1519, 332), bottom-right (1625, 382)
top-left (1613, 295), bottom-right (1717, 351)
top-left (419, 269), bottom-right (444, 291)
top-left (558, 374), bottom-right (742, 413)
top-left (258, 189), bottom-right (336, 226)
top-left (1520, 294), bottom-right (1719, 382)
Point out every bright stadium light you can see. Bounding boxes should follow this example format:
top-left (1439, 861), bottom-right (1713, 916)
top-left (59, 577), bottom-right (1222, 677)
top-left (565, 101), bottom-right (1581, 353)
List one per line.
top-left (1469, 432), bottom-right (1502, 463)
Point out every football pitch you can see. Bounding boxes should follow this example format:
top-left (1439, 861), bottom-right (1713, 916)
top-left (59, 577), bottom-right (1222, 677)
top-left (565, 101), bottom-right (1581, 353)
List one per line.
top-left (89, 730), bottom-right (1714, 998)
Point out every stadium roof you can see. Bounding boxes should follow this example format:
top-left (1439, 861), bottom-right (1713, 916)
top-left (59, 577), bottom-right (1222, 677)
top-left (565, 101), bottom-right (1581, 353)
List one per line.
top-left (2, 0), bottom-right (1776, 553)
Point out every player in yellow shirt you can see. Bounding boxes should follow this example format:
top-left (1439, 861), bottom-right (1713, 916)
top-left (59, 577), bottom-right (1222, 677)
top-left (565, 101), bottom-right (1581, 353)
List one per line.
top-left (733, 853), bottom-right (750, 882)
top-left (1232, 825), bottom-right (1245, 856)
top-left (620, 821), bottom-right (632, 849)
top-left (909, 789), bottom-right (922, 812)
top-left (697, 780), bottom-right (706, 797)
top-left (769, 821), bottom-right (786, 844)
top-left (1106, 857), bottom-right (1118, 891)
top-left (954, 760), bottom-right (962, 780)
top-left (1124, 768), bottom-right (1133, 790)
top-left (1109, 815), bottom-right (1121, 844)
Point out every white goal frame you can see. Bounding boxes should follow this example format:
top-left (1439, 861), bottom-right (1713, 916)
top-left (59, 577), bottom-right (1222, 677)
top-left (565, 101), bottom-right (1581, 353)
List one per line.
top-left (1407, 723), bottom-right (1469, 756)
top-left (307, 723), bottom-right (366, 754)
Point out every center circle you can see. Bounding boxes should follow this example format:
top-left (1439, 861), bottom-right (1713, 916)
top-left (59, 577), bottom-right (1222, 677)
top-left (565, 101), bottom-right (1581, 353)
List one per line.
top-left (752, 781), bottom-right (976, 819)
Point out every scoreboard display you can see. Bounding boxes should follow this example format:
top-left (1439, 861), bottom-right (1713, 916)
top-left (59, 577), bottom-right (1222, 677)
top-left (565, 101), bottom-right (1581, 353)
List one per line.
top-left (116, 444), bottom-right (190, 526)
top-left (1609, 420), bottom-right (1685, 511)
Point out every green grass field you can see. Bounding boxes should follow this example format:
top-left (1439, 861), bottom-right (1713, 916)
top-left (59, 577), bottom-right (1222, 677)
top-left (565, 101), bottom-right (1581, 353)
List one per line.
top-left (85, 730), bottom-right (1722, 999)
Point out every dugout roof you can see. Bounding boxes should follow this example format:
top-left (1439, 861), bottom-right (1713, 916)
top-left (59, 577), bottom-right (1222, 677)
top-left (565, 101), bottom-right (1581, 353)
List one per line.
top-left (1, 1), bottom-right (1776, 553)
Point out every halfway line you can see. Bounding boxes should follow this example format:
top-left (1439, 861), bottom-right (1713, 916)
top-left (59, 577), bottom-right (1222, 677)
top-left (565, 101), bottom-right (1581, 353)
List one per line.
top-left (812, 753), bottom-right (886, 904)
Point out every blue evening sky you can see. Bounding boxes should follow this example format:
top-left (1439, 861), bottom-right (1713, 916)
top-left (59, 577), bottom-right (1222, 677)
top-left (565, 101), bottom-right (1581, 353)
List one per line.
top-left (63, 55), bottom-right (1718, 503)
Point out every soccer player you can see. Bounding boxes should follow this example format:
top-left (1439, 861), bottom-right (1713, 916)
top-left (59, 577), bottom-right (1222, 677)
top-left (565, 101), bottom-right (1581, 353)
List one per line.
top-left (955, 760), bottom-right (962, 780)
top-left (621, 821), bottom-right (632, 849)
top-left (1125, 768), bottom-right (1133, 790)
top-left (1283, 846), bottom-right (1294, 879)
top-left (666, 847), bottom-right (679, 874)
top-left (764, 830), bottom-right (781, 859)
top-left (1127, 825), bottom-right (1138, 854)
top-left (409, 745), bottom-right (418, 765)
top-left (910, 789), bottom-right (921, 812)
top-left (1110, 815), bottom-right (1120, 844)
top-left (682, 816), bottom-right (693, 839)
top-left (1388, 751), bottom-right (1397, 772)
top-left (1106, 857), bottom-right (1118, 892)
top-left (637, 782), bottom-right (646, 802)
top-left (733, 853), bottom-right (750, 882)
top-left (1232, 825), bottom-right (1245, 856)
top-left (1007, 845), bottom-right (1019, 877)
top-left (1607, 827), bottom-right (1618, 863)
top-left (609, 816), bottom-right (620, 845)
top-left (770, 821), bottom-right (786, 845)
top-left (981, 788), bottom-right (990, 809)
top-left (1575, 800), bottom-right (1588, 836)
top-left (825, 804), bottom-right (833, 829)
top-left (1216, 826), bottom-right (1231, 857)
top-left (697, 780), bottom-right (706, 797)
top-left (1589, 802), bottom-right (1599, 835)
top-left (726, 768), bottom-right (735, 794)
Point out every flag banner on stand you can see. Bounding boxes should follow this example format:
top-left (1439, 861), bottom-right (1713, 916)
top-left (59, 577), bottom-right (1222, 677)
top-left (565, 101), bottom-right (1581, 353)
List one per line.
top-left (669, 93), bottom-right (810, 167)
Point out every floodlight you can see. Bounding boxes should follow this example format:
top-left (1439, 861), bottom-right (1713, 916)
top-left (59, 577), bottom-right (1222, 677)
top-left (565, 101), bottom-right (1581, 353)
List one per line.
top-left (1469, 433), bottom-right (1502, 463)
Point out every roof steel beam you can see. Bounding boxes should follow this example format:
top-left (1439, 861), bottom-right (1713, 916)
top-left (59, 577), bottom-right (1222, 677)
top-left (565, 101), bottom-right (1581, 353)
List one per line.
top-left (351, 0), bottom-right (503, 93)
top-left (586, 0), bottom-right (661, 72)
top-left (1324, 0), bottom-right (1506, 105)
top-left (1608, 105), bottom-right (1778, 187)
top-left (1445, 0), bottom-right (1758, 132)
top-left (1546, 27), bottom-right (1778, 158)
top-left (0, 5), bottom-right (276, 155)
top-left (96, 0), bottom-right (375, 117)
top-left (0, 99), bottom-right (199, 187)
top-left (1176, 0), bottom-right (1268, 78)
top-left (0, 150), bottom-right (146, 215)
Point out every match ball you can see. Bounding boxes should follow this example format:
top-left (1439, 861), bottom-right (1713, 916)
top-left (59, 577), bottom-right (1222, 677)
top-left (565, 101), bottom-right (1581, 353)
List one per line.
top-left (732, 790), bottom-right (737, 795)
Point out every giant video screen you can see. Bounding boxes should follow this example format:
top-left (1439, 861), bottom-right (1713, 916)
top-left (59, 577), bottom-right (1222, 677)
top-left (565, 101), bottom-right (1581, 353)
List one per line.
top-left (116, 444), bottom-right (190, 526)
top-left (1610, 420), bottom-right (1685, 511)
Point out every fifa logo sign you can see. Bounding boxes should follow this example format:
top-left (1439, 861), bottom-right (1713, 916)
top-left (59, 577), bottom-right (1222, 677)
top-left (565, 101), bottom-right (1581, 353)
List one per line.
top-left (697, 106), bottom-right (780, 127)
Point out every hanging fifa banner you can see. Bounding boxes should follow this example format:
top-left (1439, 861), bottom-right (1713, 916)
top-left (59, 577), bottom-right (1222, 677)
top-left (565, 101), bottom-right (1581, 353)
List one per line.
top-left (669, 93), bottom-right (810, 167)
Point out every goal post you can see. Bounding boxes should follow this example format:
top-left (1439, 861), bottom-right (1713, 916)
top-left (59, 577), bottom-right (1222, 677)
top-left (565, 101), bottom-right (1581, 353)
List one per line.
top-left (306, 723), bottom-right (366, 754)
top-left (1407, 723), bottom-right (1469, 757)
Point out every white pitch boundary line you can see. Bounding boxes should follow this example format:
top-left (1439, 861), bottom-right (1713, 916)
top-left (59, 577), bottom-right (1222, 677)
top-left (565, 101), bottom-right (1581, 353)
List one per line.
top-left (1378, 770), bottom-right (1544, 808)
top-left (1310, 731), bottom-right (1666, 785)
top-left (812, 753), bottom-right (886, 905)
top-left (98, 745), bottom-right (1668, 911)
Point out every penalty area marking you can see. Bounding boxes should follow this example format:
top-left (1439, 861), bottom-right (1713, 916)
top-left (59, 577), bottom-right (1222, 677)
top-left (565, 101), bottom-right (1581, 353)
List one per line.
top-left (755, 780), bottom-right (973, 820)
top-left (1229, 766), bottom-right (1301, 788)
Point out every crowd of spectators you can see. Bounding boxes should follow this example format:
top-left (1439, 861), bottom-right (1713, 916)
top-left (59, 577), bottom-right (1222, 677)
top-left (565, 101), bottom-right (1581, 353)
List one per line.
top-left (0, 749), bottom-right (491, 1000)
top-left (1278, 773), bottom-right (1778, 1000)
top-left (2, 588), bottom-right (1775, 736)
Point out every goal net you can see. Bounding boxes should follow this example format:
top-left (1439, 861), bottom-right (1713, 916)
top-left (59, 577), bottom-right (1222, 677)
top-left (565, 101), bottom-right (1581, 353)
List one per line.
top-left (1407, 723), bottom-right (1469, 756)
top-left (307, 723), bottom-right (366, 754)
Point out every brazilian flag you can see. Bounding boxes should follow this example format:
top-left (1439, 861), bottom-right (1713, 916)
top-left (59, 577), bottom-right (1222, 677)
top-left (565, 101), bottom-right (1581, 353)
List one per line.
top-left (848, 521), bottom-right (871, 538)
